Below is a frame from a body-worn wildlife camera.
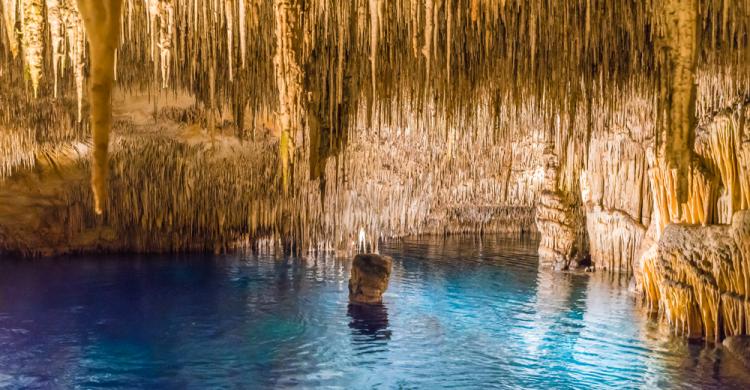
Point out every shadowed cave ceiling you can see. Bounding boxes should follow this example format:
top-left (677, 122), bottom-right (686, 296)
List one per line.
top-left (2, 2), bottom-right (750, 341)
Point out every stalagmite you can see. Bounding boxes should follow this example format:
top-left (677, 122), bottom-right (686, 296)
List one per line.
top-left (76, 0), bottom-right (124, 214)
top-left (536, 146), bottom-right (585, 270)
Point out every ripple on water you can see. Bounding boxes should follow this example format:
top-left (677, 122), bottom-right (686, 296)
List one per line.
top-left (1, 235), bottom-right (750, 388)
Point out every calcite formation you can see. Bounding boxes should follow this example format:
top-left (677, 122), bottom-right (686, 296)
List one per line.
top-left (1, 0), bottom-right (750, 341)
top-left (642, 212), bottom-right (750, 341)
top-left (76, 0), bottom-right (123, 215)
top-left (535, 147), bottom-right (586, 270)
top-left (536, 190), bottom-right (583, 270)
top-left (0, 89), bottom-right (546, 256)
top-left (349, 253), bottom-right (392, 304)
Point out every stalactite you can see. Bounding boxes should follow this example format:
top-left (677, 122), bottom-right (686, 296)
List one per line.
top-left (445, 0), bottom-right (451, 86)
top-left (705, 116), bottom-right (742, 222)
top-left (76, 0), bottom-right (124, 214)
top-left (368, 0), bottom-right (378, 100)
top-left (0, 0), bottom-right (748, 294)
top-left (2, 0), bottom-right (18, 57)
top-left (657, 0), bottom-right (699, 209)
top-left (224, 0), bottom-right (233, 82)
top-left (422, 0), bottom-right (433, 81)
top-left (238, 0), bottom-right (245, 68)
top-left (157, 0), bottom-right (174, 89)
top-left (21, 0), bottom-right (43, 97)
top-left (273, 0), bottom-right (303, 194)
top-left (470, 0), bottom-right (478, 24)
top-left (740, 145), bottom-right (750, 211)
top-left (68, 8), bottom-right (85, 123)
top-left (46, 0), bottom-right (62, 97)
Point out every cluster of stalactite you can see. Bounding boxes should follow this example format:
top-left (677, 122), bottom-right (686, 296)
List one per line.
top-left (0, 94), bottom-right (546, 255)
top-left (579, 100), bottom-right (653, 273)
top-left (2, 1), bottom-right (750, 196)
top-left (638, 211), bottom-right (750, 341)
top-left (638, 101), bottom-right (750, 340)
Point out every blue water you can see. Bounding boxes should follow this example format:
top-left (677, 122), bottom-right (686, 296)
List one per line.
top-left (1, 236), bottom-right (749, 389)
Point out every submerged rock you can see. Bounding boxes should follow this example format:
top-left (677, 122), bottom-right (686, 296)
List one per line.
top-left (349, 254), bottom-right (393, 304)
top-left (723, 336), bottom-right (750, 368)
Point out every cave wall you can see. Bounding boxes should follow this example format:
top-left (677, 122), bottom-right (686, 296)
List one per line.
top-left (580, 98), bottom-right (654, 273)
top-left (0, 89), bottom-right (546, 256)
top-left (1, 0), bottom-right (750, 342)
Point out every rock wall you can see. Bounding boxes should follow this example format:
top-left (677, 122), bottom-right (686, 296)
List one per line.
top-left (581, 105), bottom-right (653, 273)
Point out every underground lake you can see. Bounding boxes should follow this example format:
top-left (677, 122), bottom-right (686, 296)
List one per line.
top-left (2, 236), bottom-right (749, 389)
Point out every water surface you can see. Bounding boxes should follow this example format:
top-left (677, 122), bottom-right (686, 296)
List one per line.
top-left (1, 236), bottom-right (749, 389)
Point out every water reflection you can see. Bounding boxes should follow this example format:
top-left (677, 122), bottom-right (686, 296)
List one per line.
top-left (2, 236), bottom-right (750, 388)
top-left (347, 302), bottom-right (391, 342)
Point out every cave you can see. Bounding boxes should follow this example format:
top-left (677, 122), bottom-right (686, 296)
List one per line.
top-left (1, 0), bottom-right (750, 387)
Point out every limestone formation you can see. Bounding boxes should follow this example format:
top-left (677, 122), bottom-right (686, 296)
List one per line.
top-left (642, 211), bottom-right (750, 341)
top-left (536, 190), bottom-right (582, 271)
top-left (349, 254), bottom-right (392, 304)
top-left (76, 0), bottom-right (123, 215)
top-left (535, 148), bottom-right (585, 270)
top-left (0, 0), bottom-right (749, 342)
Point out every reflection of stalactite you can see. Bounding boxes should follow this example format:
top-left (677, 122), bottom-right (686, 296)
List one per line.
top-left (77, 0), bottom-right (124, 214)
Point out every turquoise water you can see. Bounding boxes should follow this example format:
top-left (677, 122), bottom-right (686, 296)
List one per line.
top-left (1, 236), bottom-right (749, 389)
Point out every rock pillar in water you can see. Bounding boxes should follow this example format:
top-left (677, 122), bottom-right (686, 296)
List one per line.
top-left (349, 254), bottom-right (393, 304)
top-left (535, 148), bottom-right (585, 270)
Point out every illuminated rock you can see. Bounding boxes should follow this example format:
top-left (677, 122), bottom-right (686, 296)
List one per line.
top-left (349, 254), bottom-right (392, 304)
top-left (0, 0), bottom-right (749, 343)
top-left (536, 148), bottom-right (585, 271)
top-left (646, 211), bottom-right (750, 341)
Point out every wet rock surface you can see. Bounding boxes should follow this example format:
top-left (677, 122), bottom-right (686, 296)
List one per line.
top-left (349, 254), bottom-right (393, 304)
top-left (645, 211), bottom-right (750, 340)
top-left (724, 336), bottom-right (750, 368)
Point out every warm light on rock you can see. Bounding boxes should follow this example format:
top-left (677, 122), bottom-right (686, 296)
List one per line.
top-left (0, 0), bottom-right (749, 345)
